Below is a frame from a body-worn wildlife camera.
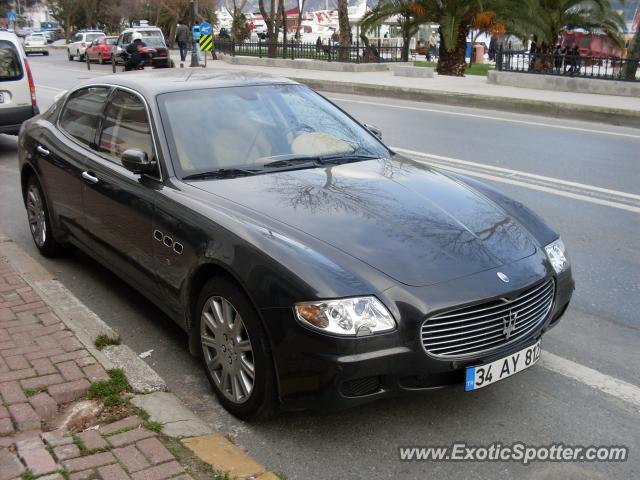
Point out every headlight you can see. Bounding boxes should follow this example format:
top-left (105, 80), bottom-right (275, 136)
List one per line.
top-left (295, 296), bottom-right (396, 336)
top-left (545, 238), bottom-right (569, 274)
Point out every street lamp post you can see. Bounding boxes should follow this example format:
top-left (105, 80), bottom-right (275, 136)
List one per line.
top-left (190, 0), bottom-right (200, 67)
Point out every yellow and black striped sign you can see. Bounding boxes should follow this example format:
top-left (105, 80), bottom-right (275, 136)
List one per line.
top-left (199, 34), bottom-right (213, 52)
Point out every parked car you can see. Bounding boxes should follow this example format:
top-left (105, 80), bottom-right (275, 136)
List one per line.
top-left (85, 36), bottom-right (117, 64)
top-left (111, 26), bottom-right (171, 68)
top-left (23, 33), bottom-right (49, 56)
top-left (67, 30), bottom-right (105, 61)
top-left (18, 70), bottom-right (573, 419)
top-left (0, 31), bottom-right (38, 135)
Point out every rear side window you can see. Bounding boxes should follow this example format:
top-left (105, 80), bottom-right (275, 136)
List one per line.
top-left (98, 89), bottom-right (153, 164)
top-left (86, 33), bottom-right (104, 43)
top-left (59, 87), bottom-right (110, 146)
top-left (0, 40), bottom-right (23, 81)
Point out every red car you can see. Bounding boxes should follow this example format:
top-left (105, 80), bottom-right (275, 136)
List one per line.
top-left (86, 36), bottom-right (118, 64)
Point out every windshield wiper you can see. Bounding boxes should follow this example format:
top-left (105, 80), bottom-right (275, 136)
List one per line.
top-left (263, 153), bottom-right (379, 169)
top-left (182, 168), bottom-right (262, 180)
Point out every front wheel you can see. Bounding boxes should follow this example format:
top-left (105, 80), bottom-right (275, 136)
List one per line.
top-left (68, 50), bottom-right (73, 61)
top-left (24, 176), bottom-right (66, 257)
top-left (196, 277), bottom-right (277, 419)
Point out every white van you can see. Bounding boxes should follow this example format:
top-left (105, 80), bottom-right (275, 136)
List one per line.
top-left (0, 31), bottom-right (38, 135)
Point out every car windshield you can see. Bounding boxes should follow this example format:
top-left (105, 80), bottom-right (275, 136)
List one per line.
top-left (105, 38), bottom-right (117, 45)
top-left (86, 33), bottom-right (104, 42)
top-left (142, 36), bottom-right (165, 48)
top-left (0, 40), bottom-right (22, 81)
top-left (27, 35), bottom-right (44, 40)
top-left (158, 84), bottom-right (389, 178)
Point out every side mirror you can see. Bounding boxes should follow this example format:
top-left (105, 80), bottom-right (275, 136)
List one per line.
top-left (364, 123), bottom-right (383, 141)
top-left (122, 149), bottom-right (154, 175)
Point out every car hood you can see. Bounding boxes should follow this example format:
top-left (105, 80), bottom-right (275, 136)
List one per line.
top-left (189, 156), bottom-right (537, 287)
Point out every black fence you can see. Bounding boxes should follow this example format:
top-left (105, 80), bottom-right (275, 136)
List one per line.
top-left (215, 39), bottom-right (406, 63)
top-left (496, 49), bottom-right (640, 82)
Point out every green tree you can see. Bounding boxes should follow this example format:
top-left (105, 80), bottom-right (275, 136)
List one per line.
top-left (337, 0), bottom-right (351, 61)
top-left (507, 0), bottom-right (626, 53)
top-left (360, 1), bottom-right (427, 62)
top-left (623, 28), bottom-right (640, 80)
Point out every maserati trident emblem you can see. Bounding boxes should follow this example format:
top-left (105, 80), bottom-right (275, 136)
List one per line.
top-left (497, 272), bottom-right (510, 283)
top-left (503, 311), bottom-right (517, 339)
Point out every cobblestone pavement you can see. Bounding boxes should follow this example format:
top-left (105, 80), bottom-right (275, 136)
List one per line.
top-left (0, 255), bottom-right (193, 480)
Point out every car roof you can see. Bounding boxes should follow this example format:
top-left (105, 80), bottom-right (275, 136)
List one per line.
top-left (0, 31), bottom-right (20, 43)
top-left (75, 69), bottom-right (298, 97)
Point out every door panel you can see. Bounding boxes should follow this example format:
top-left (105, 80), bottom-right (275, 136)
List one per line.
top-left (40, 86), bottom-right (110, 239)
top-left (81, 88), bottom-right (160, 299)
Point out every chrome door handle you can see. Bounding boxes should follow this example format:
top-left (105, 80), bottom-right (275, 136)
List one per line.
top-left (82, 171), bottom-right (99, 184)
top-left (36, 145), bottom-right (50, 156)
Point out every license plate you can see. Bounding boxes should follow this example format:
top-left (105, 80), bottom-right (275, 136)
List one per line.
top-left (465, 340), bottom-right (541, 391)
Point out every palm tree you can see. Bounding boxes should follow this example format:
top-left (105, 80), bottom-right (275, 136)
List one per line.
top-left (506, 0), bottom-right (626, 53)
top-left (337, 0), bottom-right (351, 62)
top-left (360, 0), bottom-right (516, 76)
top-left (360, 1), bottom-right (428, 62)
top-left (622, 28), bottom-right (640, 80)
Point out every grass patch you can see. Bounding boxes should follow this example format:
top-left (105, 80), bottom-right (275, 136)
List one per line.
top-left (413, 60), bottom-right (495, 75)
top-left (87, 369), bottom-right (130, 406)
top-left (143, 421), bottom-right (163, 432)
top-left (214, 472), bottom-right (234, 480)
top-left (274, 472), bottom-right (288, 480)
top-left (94, 334), bottom-right (121, 350)
top-left (21, 471), bottom-right (36, 480)
top-left (102, 426), bottom-right (134, 438)
top-left (130, 404), bottom-right (150, 422)
top-left (59, 470), bottom-right (70, 480)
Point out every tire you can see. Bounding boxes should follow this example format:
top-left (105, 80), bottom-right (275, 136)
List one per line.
top-left (24, 176), bottom-right (66, 258)
top-left (44, 51), bottom-right (49, 56)
top-left (78, 53), bottom-right (85, 62)
top-left (195, 277), bottom-right (277, 420)
top-left (68, 50), bottom-right (73, 61)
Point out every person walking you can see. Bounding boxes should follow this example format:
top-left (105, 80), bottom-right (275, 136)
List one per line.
top-left (428, 32), bottom-right (438, 61)
top-left (567, 44), bottom-right (581, 75)
top-left (175, 20), bottom-right (189, 62)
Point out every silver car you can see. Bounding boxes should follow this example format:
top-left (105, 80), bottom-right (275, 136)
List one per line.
top-left (23, 33), bottom-right (49, 56)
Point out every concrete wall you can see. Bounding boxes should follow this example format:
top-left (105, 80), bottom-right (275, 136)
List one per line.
top-left (218, 53), bottom-right (399, 72)
top-left (488, 70), bottom-right (640, 98)
top-left (388, 64), bottom-right (434, 78)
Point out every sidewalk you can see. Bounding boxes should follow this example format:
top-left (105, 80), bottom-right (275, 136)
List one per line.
top-left (171, 52), bottom-right (640, 127)
top-left (0, 237), bottom-right (279, 480)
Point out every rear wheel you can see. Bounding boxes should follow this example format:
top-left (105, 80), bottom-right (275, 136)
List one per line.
top-left (78, 53), bottom-right (85, 62)
top-left (67, 50), bottom-right (73, 61)
top-left (196, 277), bottom-right (277, 419)
top-left (24, 176), bottom-right (66, 257)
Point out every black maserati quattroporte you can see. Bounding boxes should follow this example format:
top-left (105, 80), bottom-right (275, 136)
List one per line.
top-left (19, 70), bottom-right (574, 418)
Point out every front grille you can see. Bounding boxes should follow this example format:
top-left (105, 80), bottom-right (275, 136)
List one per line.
top-left (421, 279), bottom-right (555, 359)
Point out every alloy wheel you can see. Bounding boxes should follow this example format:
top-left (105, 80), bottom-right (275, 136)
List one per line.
top-left (201, 296), bottom-right (256, 404)
top-left (26, 185), bottom-right (46, 247)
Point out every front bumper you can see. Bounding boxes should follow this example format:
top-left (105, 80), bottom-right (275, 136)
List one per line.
top-left (261, 256), bottom-right (574, 411)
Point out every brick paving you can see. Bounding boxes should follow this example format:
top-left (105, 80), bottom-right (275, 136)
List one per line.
top-left (0, 256), bottom-right (194, 480)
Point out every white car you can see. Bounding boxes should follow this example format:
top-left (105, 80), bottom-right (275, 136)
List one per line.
top-left (67, 30), bottom-right (105, 61)
top-left (23, 33), bottom-right (49, 56)
top-left (0, 31), bottom-right (38, 135)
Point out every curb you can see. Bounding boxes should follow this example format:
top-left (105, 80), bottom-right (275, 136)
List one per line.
top-left (290, 77), bottom-right (640, 129)
top-left (0, 235), bottom-right (276, 478)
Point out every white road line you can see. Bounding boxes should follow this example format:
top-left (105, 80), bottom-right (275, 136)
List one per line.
top-left (412, 160), bottom-right (640, 214)
top-left (36, 84), bottom-right (65, 92)
top-left (540, 351), bottom-right (640, 408)
top-left (394, 147), bottom-right (640, 201)
top-left (330, 96), bottom-right (640, 139)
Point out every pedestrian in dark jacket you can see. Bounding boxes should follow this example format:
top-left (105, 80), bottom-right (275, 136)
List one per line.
top-left (175, 21), bottom-right (189, 62)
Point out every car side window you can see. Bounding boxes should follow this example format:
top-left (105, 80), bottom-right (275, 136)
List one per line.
top-left (59, 87), bottom-right (111, 147)
top-left (98, 89), bottom-right (153, 165)
top-left (73, 34), bottom-right (82, 42)
top-left (122, 33), bottom-right (131, 45)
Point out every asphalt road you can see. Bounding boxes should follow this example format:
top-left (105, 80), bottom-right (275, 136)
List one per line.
top-left (1, 51), bottom-right (638, 480)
